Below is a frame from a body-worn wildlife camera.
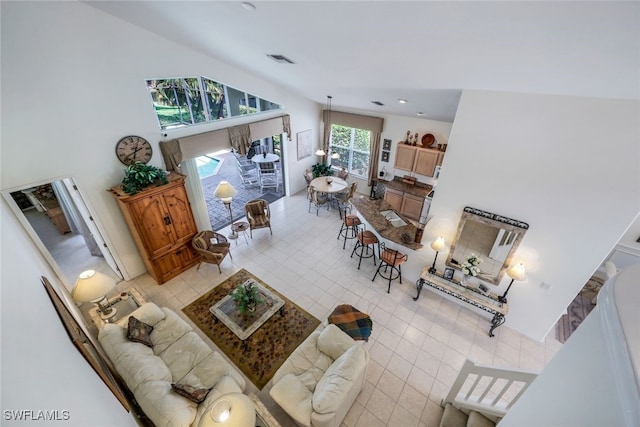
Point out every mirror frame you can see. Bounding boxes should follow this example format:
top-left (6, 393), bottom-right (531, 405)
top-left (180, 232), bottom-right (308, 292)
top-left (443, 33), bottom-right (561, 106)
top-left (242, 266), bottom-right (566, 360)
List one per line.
top-left (446, 206), bottom-right (529, 285)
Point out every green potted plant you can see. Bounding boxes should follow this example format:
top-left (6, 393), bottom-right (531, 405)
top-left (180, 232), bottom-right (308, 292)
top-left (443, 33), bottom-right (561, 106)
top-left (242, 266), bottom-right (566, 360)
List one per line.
top-left (230, 281), bottom-right (264, 315)
top-left (121, 161), bottom-right (168, 194)
top-left (312, 162), bottom-right (334, 178)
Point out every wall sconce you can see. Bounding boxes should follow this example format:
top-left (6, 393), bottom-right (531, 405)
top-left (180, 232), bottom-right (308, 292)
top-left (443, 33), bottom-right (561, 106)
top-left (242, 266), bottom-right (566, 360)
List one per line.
top-left (499, 262), bottom-right (526, 303)
top-left (428, 236), bottom-right (445, 274)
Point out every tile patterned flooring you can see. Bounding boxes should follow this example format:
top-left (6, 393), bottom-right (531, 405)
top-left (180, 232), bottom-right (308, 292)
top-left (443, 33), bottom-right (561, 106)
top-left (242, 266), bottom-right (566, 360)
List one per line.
top-left (114, 191), bottom-right (563, 427)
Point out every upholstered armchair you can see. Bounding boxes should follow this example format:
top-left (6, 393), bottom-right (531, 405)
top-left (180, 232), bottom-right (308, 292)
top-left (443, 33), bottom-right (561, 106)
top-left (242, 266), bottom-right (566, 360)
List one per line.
top-left (245, 199), bottom-right (272, 238)
top-left (191, 230), bottom-right (232, 273)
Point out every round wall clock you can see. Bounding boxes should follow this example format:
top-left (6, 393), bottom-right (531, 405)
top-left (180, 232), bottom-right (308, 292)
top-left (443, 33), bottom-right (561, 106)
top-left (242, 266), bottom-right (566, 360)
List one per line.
top-left (115, 135), bottom-right (152, 165)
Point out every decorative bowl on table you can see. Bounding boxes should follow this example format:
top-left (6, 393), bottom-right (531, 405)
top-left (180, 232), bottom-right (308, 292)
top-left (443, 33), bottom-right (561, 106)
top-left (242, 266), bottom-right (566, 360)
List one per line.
top-left (325, 177), bottom-right (333, 184)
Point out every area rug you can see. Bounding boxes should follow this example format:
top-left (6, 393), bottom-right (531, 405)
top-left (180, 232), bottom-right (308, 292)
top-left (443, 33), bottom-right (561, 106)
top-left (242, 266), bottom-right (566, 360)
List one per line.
top-left (182, 269), bottom-right (320, 389)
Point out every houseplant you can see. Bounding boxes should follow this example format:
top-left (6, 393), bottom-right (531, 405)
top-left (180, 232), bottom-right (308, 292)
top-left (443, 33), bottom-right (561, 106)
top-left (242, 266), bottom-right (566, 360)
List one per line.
top-left (121, 161), bottom-right (168, 194)
top-left (230, 281), bottom-right (264, 315)
top-left (312, 162), bottom-right (334, 178)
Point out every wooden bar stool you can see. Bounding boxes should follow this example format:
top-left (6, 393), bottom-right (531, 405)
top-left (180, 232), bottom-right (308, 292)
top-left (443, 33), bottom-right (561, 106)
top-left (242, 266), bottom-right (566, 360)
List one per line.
top-left (337, 213), bottom-right (362, 249)
top-left (372, 242), bottom-right (408, 293)
top-left (350, 230), bottom-right (379, 269)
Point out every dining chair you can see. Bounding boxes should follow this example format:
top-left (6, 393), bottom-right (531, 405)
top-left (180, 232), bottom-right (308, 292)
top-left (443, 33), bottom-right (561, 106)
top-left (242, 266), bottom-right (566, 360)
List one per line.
top-left (308, 186), bottom-right (330, 216)
top-left (337, 167), bottom-right (349, 180)
top-left (237, 161), bottom-right (259, 188)
top-left (258, 161), bottom-right (279, 192)
top-left (335, 182), bottom-right (358, 218)
top-left (303, 169), bottom-right (314, 199)
top-left (191, 230), bottom-right (232, 273)
top-left (245, 199), bottom-right (272, 238)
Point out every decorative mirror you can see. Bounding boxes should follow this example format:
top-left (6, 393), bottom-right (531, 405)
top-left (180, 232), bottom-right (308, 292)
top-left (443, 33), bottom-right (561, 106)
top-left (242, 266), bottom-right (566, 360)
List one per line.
top-left (446, 207), bottom-right (529, 285)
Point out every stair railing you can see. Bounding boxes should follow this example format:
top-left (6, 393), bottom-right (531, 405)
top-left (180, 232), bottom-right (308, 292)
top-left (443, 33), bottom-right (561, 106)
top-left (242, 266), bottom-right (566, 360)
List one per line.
top-left (442, 358), bottom-right (538, 419)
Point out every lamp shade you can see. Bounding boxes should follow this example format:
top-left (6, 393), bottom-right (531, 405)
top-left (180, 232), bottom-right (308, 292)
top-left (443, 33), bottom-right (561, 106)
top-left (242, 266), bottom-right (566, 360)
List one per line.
top-left (506, 263), bottom-right (527, 281)
top-left (331, 152), bottom-right (340, 159)
top-left (198, 393), bottom-right (255, 427)
top-left (71, 270), bottom-right (116, 302)
top-left (214, 181), bottom-right (237, 202)
top-left (315, 149), bottom-right (326, 156)
top-left (430, 236), bottom-right (445, 252)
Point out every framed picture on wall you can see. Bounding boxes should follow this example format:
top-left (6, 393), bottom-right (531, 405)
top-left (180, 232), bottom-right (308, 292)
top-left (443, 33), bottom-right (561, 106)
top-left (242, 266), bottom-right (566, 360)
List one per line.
top-left (381, 151), bottom-right (390, 162)
top-left (383, 139), bottom-right (392, 151)
top-left (297, 129), bottom-right (312, 160)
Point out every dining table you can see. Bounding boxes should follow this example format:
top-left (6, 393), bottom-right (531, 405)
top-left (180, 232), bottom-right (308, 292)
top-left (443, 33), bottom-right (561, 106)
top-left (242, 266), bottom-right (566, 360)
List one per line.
top-left (251, 153), bottom-right (280, 164)
top-left (310, 176), bottom-right (348, 194)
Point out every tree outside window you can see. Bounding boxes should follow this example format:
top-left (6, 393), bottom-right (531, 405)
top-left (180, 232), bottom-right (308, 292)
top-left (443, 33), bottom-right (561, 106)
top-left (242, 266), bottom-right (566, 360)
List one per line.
top-left (329, 125), bottom-right (371, 178)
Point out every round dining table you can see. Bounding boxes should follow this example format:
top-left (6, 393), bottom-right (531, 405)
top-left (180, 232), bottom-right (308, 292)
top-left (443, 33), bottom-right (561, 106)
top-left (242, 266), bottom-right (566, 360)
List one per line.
top-left (310, 176), bottom-right (348, 193)
top-left (251, 153), bottom-right (280, 164)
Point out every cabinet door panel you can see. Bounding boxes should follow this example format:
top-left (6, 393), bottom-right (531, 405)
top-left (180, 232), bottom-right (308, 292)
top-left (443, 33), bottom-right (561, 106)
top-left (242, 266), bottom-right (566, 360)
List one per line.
top-left (414, 150), bottom-right (438, 176)
top-left (394, 145), bottom-right (416, 171)
top-left (384, 188), bottom-right (403, 211)
top-left (401, 193), bottom-right (424, 220)
top-left (129, 196), bottom-right (174, 256)
top-left (152, 252), bottom-right (183, 283)
top-left (162, 185), bottom-right (197, 243)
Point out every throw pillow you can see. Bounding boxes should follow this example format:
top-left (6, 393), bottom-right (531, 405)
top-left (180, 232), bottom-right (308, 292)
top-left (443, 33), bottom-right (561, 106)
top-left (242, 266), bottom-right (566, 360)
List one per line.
top-left (127, 316), bottom-right (154, 347)
top-left (171, 383), bottom-right (210, 404)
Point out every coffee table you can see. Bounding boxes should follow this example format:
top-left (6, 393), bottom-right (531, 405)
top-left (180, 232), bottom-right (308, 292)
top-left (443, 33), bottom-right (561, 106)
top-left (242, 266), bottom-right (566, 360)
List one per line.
top-left (209, 279), bottom-right (285, 350)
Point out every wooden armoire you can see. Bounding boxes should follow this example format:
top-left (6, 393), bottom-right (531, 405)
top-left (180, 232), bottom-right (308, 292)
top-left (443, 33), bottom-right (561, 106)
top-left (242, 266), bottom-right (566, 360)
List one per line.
top-left (110, 173), bottom-right (199, 284)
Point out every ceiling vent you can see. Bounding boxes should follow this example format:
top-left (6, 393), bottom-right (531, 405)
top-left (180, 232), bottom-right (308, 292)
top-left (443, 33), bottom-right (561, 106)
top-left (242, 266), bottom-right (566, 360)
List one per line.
top-left (267, 54), bottom-right (295, 64)
top-left (371, 101), bottom-right (384, 106)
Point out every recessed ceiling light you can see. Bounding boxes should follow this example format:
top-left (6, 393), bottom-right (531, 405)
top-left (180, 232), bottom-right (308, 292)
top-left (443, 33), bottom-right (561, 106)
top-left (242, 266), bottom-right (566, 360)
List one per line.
top-left (398, 99), bottom-right (408, 104)
top-left (371, 101), bottom-right (384, 106)
top-left (241, 2), bottom-right (256, 11)
top-left (416, 112), bottom-right (424, 116)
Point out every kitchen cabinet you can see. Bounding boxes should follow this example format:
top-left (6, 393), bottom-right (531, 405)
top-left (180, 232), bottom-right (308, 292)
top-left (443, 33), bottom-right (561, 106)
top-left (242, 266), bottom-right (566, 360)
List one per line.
top-left (384, 187), bottom-right (403, 211)
top-left (394, 144), bottom-right (444, 177)
top-left (110, 173), bottom-right (199, 284)
top-left (384, 187), bottom-right (425, 221)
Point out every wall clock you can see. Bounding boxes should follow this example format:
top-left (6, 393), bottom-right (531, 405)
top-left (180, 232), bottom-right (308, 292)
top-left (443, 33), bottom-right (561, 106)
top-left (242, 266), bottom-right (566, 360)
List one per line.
top-left (115, 135), bottom-right (152, 165)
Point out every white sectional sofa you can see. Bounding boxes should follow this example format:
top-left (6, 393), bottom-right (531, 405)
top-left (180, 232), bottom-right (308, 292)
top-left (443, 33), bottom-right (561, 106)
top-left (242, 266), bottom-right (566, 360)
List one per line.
top-left (99, 302), bottom-right (246, 427)
top-left (269, 324), bottom-right (369, 427)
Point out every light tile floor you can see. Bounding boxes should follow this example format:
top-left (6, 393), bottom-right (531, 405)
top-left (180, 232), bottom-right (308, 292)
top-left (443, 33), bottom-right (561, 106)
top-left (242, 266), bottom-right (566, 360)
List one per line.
top-left (114, 191), bottom-right (563, 427)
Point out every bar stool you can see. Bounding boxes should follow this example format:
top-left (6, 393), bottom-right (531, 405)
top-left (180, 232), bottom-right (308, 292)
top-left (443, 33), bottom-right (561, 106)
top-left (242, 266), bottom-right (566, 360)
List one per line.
top-left (372, 242), bottom-right (408, 293)
top-left (337, 212), bottom-right (362, 249)
top-left (350, 230), bottom-right (379, 270)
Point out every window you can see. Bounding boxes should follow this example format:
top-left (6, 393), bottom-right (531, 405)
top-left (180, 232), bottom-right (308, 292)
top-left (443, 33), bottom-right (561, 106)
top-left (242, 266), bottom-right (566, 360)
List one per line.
top-left (329, 124), bottom-right (371, 178)
top-left (146, 77), bottom-right (281, 130)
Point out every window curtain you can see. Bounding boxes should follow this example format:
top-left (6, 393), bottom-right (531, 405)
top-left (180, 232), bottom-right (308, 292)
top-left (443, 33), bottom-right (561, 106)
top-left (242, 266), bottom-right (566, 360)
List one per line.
top-left (322, 110), bottom-right (384, 185)
top-left (159, 115), bottom-right (291, 171)
top-left (228, 124), bottom-right (251, 155)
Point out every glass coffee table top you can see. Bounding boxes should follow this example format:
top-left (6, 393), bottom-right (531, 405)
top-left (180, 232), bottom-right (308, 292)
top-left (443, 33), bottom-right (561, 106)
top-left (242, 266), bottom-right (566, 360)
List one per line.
top-left (209, 279), bottom-right (285, 341)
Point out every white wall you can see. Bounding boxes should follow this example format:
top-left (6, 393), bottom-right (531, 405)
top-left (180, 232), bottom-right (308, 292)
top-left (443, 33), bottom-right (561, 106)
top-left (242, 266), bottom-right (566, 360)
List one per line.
top-left (0, 202), bottom-right (137, 426)
top-left (427, 90), bottom-right (640, 341)
top-left (1, 1), bottom-right (319, 282)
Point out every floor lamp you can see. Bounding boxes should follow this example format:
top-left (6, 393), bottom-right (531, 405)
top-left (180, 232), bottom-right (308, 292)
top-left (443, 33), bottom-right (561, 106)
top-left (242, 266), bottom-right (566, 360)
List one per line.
top-left (214, 181), bottom-right (238, 240)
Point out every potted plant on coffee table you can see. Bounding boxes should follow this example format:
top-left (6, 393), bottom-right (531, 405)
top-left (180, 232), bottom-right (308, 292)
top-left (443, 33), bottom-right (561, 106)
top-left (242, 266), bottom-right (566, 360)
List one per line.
top-left (230, 281), bottom-right (264, 315)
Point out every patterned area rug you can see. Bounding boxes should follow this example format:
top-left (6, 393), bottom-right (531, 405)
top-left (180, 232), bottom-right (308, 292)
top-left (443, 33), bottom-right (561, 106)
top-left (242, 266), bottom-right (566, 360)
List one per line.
top-left (182, 269), bottom-right (320, 389)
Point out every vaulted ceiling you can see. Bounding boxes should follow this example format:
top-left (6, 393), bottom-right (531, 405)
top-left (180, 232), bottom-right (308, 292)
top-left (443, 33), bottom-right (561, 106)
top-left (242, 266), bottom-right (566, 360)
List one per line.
top-left (86, 1), bottom-right (640, 122)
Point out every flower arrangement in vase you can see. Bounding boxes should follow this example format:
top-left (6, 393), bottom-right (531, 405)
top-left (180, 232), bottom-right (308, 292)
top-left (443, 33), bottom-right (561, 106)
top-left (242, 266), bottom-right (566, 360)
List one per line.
top-left (461, 254), bottom-right (482, 277)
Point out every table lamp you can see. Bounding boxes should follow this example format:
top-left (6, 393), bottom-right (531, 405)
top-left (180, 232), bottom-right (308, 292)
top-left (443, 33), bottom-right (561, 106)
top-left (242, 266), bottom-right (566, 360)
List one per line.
top-left (71, 270), bottom-right (117, 318)
top-left (214, 181), bottom-right (238, 240)
top-left (499, 262), bottom-right (526, 303)
top-left (428, 236), bottom-right (445, 274)
top-left (198, 393), bottom-right (255, 427)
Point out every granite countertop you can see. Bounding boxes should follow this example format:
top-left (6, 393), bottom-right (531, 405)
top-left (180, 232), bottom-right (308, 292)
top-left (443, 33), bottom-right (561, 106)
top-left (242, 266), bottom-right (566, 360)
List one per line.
top-left (350, 196), bottom-right (424, 250)
top-left (377, 178), bottom-right (432, 198)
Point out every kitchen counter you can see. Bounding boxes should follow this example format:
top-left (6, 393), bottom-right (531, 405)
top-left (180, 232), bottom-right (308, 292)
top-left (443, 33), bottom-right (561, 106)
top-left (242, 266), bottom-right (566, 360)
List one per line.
top-left (350, 196), bottom-right (423, 250)
top-left (376, 178), bottom-right (432, 198)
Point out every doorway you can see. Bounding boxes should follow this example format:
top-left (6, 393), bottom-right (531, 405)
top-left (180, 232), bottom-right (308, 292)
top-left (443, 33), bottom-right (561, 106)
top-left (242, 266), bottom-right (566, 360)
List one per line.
top-left (3, 178), bottom-right (122, 289)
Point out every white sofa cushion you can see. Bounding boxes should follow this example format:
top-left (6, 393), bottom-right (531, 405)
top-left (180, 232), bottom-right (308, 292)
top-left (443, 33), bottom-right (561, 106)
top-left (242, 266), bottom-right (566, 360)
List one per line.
top-left (312, 345), bottom-right (368, 414)
top-left (270, 373), bottom-right (314, 427)
top-left (316, 324), bottom-right (356, 360)
top-left (271, 330), bottom-right (333, 388)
